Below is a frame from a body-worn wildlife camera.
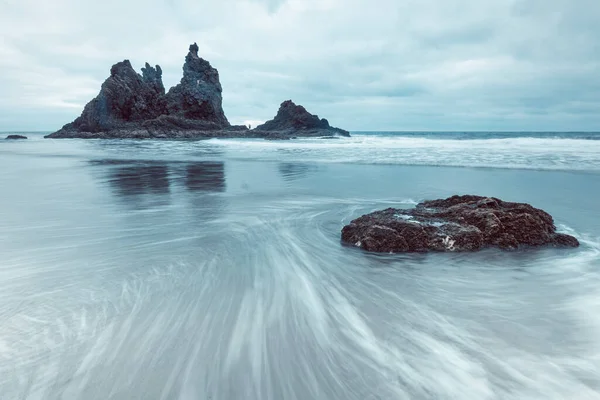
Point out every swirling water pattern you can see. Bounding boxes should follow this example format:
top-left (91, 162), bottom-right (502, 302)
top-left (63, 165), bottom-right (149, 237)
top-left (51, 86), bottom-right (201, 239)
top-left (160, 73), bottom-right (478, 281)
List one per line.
top-left (0, 132), bottom-right (599, 399)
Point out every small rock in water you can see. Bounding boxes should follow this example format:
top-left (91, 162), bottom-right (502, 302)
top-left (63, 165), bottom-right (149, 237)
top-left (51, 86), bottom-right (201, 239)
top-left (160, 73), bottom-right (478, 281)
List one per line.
top-left (341, 195), bottom-right (580, 253)
top-left (253, 100), bottom-right (350, 138)
top-left (5, 135), bottom-right (27, 140)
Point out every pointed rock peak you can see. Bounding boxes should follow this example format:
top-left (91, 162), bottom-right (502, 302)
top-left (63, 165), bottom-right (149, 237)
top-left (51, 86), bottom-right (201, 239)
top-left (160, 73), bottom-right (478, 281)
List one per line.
top-left (163, 41), bottom-right (227, 126)
top-left (188, 42), bottom-right (199, 59)
top-left (141, 62), bottom-right (163, 79)
top-left (110, 60), bottom-right (135, 77)
top-left (183, 41), bottom-right (215, 78)
top-left (141, 62), bottom-right (165, 94)
top-left (180, 41), bottom-right (222, 91)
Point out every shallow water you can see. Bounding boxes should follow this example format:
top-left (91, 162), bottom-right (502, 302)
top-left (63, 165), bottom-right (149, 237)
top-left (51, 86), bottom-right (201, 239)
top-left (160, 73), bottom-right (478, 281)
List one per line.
top-left (1, 132), bottom-right (600, 399)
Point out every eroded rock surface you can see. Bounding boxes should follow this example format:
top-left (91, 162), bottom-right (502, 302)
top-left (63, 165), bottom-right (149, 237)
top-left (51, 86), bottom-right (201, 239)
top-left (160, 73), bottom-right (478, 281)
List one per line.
top-left (253, 100), bottom-right (349, 137)
top-left (341, 195), bottom-right (579, 253)
top-left (49, 60), bottom-right (167, 137)
top-left (164, 43), bottom-right (229, 127)
top-left (45, 45), bottom-right (349, 140)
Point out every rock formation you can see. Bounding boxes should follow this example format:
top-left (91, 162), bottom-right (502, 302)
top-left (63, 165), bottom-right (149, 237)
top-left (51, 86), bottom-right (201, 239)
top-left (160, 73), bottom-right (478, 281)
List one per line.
top-left (341, 195), bottom-right (579, 253)
top-left (59, 60), bottom-right (167, 134)
top-left (5, 135), bottom-right (27, 139)
top-left (164, 43), bottom-right (229, 127)
top-left (45, 43), bottom-right (349, 139)
top-left (254, 100), bottom-right (349, 137)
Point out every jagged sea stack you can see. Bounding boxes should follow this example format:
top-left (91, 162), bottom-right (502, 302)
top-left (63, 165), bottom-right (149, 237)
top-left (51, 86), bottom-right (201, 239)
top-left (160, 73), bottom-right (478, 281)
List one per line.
top-left (164, 43), bottom-right (229, 127)
top-left (254, 100), bottom-right (350, 137)
top-left (45, 43), bottom-right (349, 139)
top-left (45, 43), bottom-right (241, 139)
top-left (46, 60), bottom-right (167, 137)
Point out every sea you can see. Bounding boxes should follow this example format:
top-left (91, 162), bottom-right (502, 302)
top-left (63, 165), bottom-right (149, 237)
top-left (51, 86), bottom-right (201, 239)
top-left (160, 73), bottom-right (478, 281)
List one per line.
top-left (1, 131), bottom-right (599, 399)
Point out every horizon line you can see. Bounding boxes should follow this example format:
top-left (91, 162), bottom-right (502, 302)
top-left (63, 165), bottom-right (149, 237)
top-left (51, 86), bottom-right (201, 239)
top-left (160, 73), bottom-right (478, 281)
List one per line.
top-left (3, 130), bottom-right (599, 134)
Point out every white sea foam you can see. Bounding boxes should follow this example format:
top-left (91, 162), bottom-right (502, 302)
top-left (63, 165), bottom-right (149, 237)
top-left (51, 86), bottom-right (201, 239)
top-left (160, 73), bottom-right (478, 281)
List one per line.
top-left (207, 135), bottom-right (600, 171)
top-left (1, 134), bottom-right (599, 399)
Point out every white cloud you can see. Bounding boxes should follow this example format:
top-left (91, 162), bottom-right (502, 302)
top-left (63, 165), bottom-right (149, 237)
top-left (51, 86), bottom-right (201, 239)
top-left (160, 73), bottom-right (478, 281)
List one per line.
top-left (0, 0), bottom-right (599, 131)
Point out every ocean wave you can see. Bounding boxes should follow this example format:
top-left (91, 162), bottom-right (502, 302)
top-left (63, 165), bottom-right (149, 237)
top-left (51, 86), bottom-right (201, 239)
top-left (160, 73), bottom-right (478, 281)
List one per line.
top-left (207, 135), bottom-right (600, 172)
top-left (355, 131), bottom-right (600, 141)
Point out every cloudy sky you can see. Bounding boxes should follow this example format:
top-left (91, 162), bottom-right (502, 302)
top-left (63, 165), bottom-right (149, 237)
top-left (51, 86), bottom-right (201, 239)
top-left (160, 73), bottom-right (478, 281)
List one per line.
top-left (1, 0), bottom-right (598, 131)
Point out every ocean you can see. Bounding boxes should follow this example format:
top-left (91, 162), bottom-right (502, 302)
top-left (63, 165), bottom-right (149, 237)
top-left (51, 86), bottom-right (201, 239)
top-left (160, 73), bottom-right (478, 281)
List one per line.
top-left (1, 132), bottom-right (599, 399)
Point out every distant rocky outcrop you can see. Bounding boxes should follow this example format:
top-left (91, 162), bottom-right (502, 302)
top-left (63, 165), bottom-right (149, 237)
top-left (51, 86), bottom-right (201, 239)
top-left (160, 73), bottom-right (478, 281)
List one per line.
top-left (164, 43), bottom-right (229, 127)
top-left (45, 44), bottom-right (349, 140)
top-left (341, 195), bottom-right (579, 253)
top-left (55, 60), bottom-right (167, 134)
top-left (254, 100), bottom-right (349, 137)
top-left (5, 135), bottom-right (27, 139)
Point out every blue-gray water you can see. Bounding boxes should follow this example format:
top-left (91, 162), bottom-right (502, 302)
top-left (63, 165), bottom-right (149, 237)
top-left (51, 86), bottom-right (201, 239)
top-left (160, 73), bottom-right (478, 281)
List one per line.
top-left (1, 132), bottom-right (600, 399)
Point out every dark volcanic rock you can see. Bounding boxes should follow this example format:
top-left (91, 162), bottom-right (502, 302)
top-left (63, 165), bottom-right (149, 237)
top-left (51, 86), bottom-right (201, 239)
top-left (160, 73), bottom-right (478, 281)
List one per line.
top-left (141, 62), bottom-right (165, 94)
top-left (46, 43), bottom-right (231, 139)
top-left (341, 195), bottom-right (579, 253)
top-left (49, 60), bottom-right (167, 136)
top-left (164, 43), bottom-right (229, 127)
top-left (45, 44), bottom-right (349, 140)
top-left (5, 135), bottom-right (27, 139)
top-left (254, 100), bottom-right (350, 137)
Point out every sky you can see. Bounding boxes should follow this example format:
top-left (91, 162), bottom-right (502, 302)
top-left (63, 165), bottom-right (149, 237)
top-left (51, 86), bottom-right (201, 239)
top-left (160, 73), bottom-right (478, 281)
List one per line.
top-left (0, 0), bottom-right (599, 132)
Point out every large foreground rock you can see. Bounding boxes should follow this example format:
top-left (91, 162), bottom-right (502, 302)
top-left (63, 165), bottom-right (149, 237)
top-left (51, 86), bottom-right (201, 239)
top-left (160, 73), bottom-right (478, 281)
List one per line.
top-left (45, 44), bottom-right (349, 140)
top-left (254, 100), bottom-right (349, 137)
top-left (341, 195), bottom-right (579, 253)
